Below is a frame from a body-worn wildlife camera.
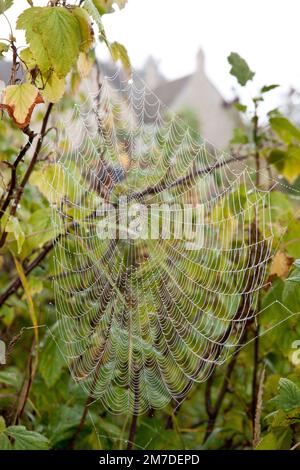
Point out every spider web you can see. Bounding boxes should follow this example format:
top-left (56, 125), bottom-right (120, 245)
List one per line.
top-left (43, 66), bottom-right (279, 415)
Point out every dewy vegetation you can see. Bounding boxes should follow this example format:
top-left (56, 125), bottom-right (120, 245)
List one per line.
top-left (0, 0), bottom-right (300, 451)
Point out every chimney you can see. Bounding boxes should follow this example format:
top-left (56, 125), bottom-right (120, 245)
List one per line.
top-left (196, 48), bottom-right (205, 74)
top-left (144, 56), bottom-right (163, 89)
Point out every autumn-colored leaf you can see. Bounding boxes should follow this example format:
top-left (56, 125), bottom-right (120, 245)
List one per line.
top-left (77, 52), bottom-right (94, 78)
top-left (0, 83), bottom-right (43, 128)
top-left (269, 251), bottom-right (294, 279)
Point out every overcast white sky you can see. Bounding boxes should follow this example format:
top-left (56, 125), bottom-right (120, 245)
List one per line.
top-left (2, 0), bottom-right (300, 107)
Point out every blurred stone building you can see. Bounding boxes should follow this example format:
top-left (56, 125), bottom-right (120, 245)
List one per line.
top-left (141, 50), bottom-right (240, 148)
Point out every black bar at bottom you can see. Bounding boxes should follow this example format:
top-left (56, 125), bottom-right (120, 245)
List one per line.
top-left (0, 450), bottom-right (299, 467)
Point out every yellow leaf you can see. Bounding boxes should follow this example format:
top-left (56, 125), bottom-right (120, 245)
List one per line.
top-left (77, 52), bottom-right (94, 78)
top-left (13, 256), bottom-right (39, 341)
top-left (110, 41), bottom-right (131, 73)
top-left (0, 83), bottom-right (43, 128)
top-left (71, 6), bottom-right (94, 52)
top-left (41, 72), bottom-right (65, 103)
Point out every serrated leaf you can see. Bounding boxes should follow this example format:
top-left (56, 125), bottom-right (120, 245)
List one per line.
top-left (17, 7), bottom-right (81, 78)
top-left (38, 7), bottom-right (81, 78)
top-left (17, 7), bottom-right (52, 74)
top-left (6, 426), bottom-right (49, 450)
top-left (272, 378), bottom-right (300, 411)
top-left (0, 0), bottom-right (13, 14)
top-left (0, 83), bottom-right (43, 128)
top-left (228, 52), bottom-right (255, 86)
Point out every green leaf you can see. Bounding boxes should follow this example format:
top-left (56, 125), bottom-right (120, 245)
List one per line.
top-left (110, 41), bottom-right (131, 72)
top-left (25, 208), bottom-right (60, 251)
top-left (227, 52), bottom-right (255, 86)
top-left (48, 406), bottom-right (83, 446)
top-left (0, 367), bottom-right (22, 388)
top-left (0, 416), bottom-right (6, 433)
top-left (17, 7), bottom-right (82, 78)
top-left (92, 0), bottom-right (114, 15)
top-left (0, 433), bottom-right (11, 450)
top-left (0, 42), bottom-right (9, 58)
top-left (283, 145), bottom-right (300, 183)
top-left (5, 215), bottom-right (25, 253)
top-left (272, 378), bottom-right (300, 411)
top-left (261, 84), bottom-right (279, 93)
top-left (38, 7), bottom-right (81, 78)
top-left (0, 0), bottom-right (13, 14)
top-left (230, 127), bottom-right (249, 144)
top-left (19, 47), bottom-right (37, 70)
top-left (6, 425), bottom-right (49, 450)
top-left (0, 304), bottom-right (14, 326)
top-left (234, 102), bottom-right (247, 112)
top-left (268, 148), bottom-right (286, 172)
top-left (256, 432), bottom-right (277, 450)
top-left (17, 7), bottom-right (52, 74)
top-left (39, 323), bottom-right (66, 388)
top-left (269, 116), bottom-right (300, 144)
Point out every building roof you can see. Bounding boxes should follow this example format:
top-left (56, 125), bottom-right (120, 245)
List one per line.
top-left (152, 74), bottom-right (191, 107)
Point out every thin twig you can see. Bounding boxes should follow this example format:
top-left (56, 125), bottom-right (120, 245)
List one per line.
top-left (0, 127), bottom-right (36, 221)
top-left (0, 235), bottom-right (61, 308)
top-left (0, 103), bottom-right (53, 248)
top-left (128, 155), bottom-right (248, 201)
